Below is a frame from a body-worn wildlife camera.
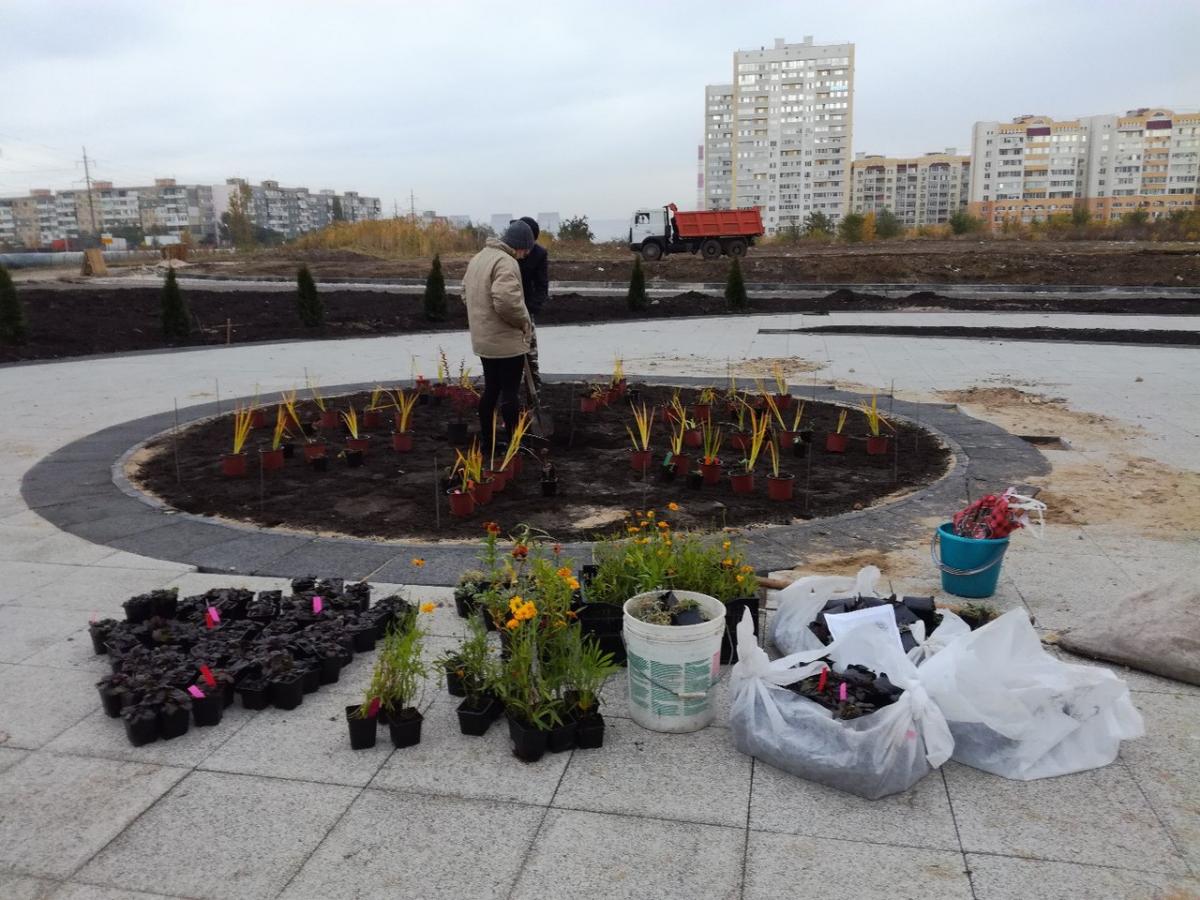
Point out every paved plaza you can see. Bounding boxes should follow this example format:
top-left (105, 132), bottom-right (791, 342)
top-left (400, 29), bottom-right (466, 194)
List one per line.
top-left (1, 315), bottom-right (1197, 899)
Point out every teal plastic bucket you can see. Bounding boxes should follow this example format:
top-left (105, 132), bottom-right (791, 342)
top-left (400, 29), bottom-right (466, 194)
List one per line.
top-left (931, 522), bottom-right (1009, 598)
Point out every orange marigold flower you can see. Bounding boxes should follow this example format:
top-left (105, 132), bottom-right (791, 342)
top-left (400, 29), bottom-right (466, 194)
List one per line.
top-left (722, 557), bottom-right (734, 567)
top-left (484, 521), bottom-right (502, 536)
top-left (627, 525), bottom-right (640, 534)
top-left (556, 566), bottom-right (572, 579)
top-left (667, 502), bottom-right (680, 511)
top-left (657, 521), bottom-right (669, 529)
top-left (419, 601), bottom-right (436, 613)
top-left (506, 618), bottom-right (519, 630)
top-left (511, 544), bottom-right (529, 559)
top-left (411, 557), bottom-right (426, 567)
top-left (566, 577), bottom-right (580, 591)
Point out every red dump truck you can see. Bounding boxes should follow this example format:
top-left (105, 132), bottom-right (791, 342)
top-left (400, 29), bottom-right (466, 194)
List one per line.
top-left (628, 204), bottom-right (764, 261)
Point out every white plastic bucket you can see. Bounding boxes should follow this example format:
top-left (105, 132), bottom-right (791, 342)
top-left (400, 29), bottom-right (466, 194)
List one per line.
top-left (623, 590), bottom-right (726, 733)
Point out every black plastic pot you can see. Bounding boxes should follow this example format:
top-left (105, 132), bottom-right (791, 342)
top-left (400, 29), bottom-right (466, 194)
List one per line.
top-left (89, 622), bottom-right (113, 655)
top-left (238, 681), bottom-right (269, 710)
top-left (268, 673), bottom-right (304, 710)
top-left (541, 479), bottom-right (558, 497)
top-left (454, 593), bottom-right (477, 619)
top-left (309, 456), bottom-right (328, 472)
top-left (388, 708), bottom-right (424, 748)
top-left (547, 716), bottom-right (577, 753)
top-left (123, 594), bottom-right (153, 624)
top-left (192, 692), bottom-right (224, 727)
top-left (446, 422), bottom-right (469, 445)
top-left (346, 705), bottom-right (378, 750)
top-left (721, 597), bottom-right (760, 664)
top-left (98, 682), bottom-right (127, 718)
top-left (281, 442), bottom-right (295, 459)
top-left (445, 667), bottom-right (466, 698)
top-left (687, 470), bottom-right (704, 489)
top-left (319, 655), bottom-right (342, 685)
top-left (122, 708), bottom-right (158, 746)
top-left (157, 705), bottom-right (191, 740)
top-left (575, 712), bottom-right (606, 749)
top-left (457, 695), bottom-right (501, 736)
top-left (507, 713), bottom-right (549, 763)
top-left (345, 449), bottom-right (364, 468)
top-left (792, 439), bottom-right (808, 458)
top-left (577, 603), bottom-right (627, 666)
top-left (300, 664), bottom-right (321, 694)
top-left (350, 623), bottom-right (377, 653)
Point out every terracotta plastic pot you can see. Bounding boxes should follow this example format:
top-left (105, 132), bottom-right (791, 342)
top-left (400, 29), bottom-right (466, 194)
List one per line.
top-left (693, 403), bottom-right (712, 422)
top-left (629, 449), bottom-right (652, 473)
top-left (249, 408), bottom-right (268, 429)
top-left (448, 490), bottom-right (475, 518)
top-left (773, 393), bottom-right (794, 411)
top-left (672, 454), bottom-right (692, 476)
top-left (221, 452), bottom-right (247, 477)
top-left (432, 383), bottom-right (450, 399)
top-left (303, 442), bottom-right (327, 462)
top-left (362, 409), bottom-right (384, 429)
top-left (511, 454), bottom-right (524, 476)
top-left (317, 409), bottom-right (339, 429)
top-left (866, 435), bottom-right (891, 456)
top-left (347, 436), bottom-right (371, 454)
top-left (259, 447), bottom-right (285, 471)
top-left (700, 459), bottom-right (722, 486)
top-left (683, 428), bottom-right (702, 448)
top-left (825, 433), bottom-right (848, 453)
top-left (471, 478), bottom-right (495, 506)
top-left (729, 432), bottom-right (751, 451)
top-left (486, 469), bottom-right (506, 493)
top-left (580, 397), bottom-right (598, 413)
top-left (776, 429), bottom-right (799, 447)
top-left (392, 431), bottom-right (413, 452)
top-left (767, 474), bottom-right (795, 501)
top-left (730, 471), bottom-right (755, 494)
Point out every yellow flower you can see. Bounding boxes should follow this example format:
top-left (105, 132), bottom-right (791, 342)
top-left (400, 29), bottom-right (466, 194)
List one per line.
top-left (646, 510), bottom-right (656, 518)
top-left (657, 521), bottom-right (669, 529)
top-left (663, 540), bottom-right (672, 547)
top-left (722, 540), bottom-right (732, 551)
top-left (509, 595), bottom-right (524, 614)
top-left (740, 564), bottom-right (754, 573)
top-left (411, 557), bottom-right (425, 567)
top-left (515, 600), bottom-right (537, 621)
top-left (735, 575), bottom-right (745, 584)
top-left (419, 602), bottom-right (436, 613)
top-left (506, 618), bottom-right (519, 630)
top-left (722, 557), bottom-right (733, 567)
top-left (566, 577), bottom-right (580, 591)
top-left (627, 525), bottom-right (640, 534)
top-left (556, 566), bottom-right (572, 579)
top-left (668, 502), bottom-right (680, 511)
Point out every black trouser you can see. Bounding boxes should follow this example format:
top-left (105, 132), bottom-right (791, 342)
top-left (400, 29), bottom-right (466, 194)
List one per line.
top-left (480, 354), bottom-right (525, 446)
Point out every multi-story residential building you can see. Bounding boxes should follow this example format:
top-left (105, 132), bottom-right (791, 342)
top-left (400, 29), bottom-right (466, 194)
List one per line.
top-left (851, 150), bottom-right (971, 228)
top-left (969, 109), bottom-right (1199, 227)
top-left (704, 36), bottom-right (855, 233)
top-left (214, 179), bottom-right (381, 241)
top-left (0, 201), bottom-right (16, 248)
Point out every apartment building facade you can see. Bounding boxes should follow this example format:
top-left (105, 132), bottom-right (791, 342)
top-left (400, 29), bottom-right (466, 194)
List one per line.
top-left (850, 150), bottom-right (970, 227)
top-left (969, 109), bottom-right (1199, 227)
top-left (704, 36), bottom-right (855, 233)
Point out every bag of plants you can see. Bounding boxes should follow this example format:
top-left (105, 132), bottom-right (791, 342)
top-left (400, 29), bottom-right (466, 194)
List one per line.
top-left (918, 609), bottom-right (1144, 780)
top-left (731, 609), bottom-right (953, 800)
top-left (769, 565), bottom-right (971, 662)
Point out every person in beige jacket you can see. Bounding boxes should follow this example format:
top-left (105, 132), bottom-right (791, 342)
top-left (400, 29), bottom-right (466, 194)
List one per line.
top-left (463, 219), bottom-right (534, 447)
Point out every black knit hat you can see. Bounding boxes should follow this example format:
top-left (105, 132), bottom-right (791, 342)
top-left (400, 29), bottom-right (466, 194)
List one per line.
top-left (501, 219), bottom-right (535, 251)
top-left (519, 216), bottom-right (540, 240)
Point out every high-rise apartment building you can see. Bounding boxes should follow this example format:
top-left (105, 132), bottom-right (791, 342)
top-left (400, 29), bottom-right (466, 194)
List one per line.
top-left (704, 36), bottom-right (854, 233)
top-left (968, 109), bottom-right (1199, 227)
top-left (850, 150), bottom-right (971, 228)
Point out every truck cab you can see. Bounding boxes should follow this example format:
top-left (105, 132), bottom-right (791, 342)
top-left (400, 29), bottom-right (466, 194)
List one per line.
top-left (629, 208), bottom-right (669, 255)
top-left (628, 204), bottom-right (763, 261)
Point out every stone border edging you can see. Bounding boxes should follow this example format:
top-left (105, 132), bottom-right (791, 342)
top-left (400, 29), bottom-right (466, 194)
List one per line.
top-left (21, 376), bottom-right (1048, 586)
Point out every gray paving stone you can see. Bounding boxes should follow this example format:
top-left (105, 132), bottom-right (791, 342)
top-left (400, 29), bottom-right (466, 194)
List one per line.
top-left (47, 705), bottom-right (258, 769)
top-left (105, 522), bottom-right (243, 563)
top-left (1121, 692), bottom-right (1200, 870)
top-left (0, 664), bottom-right (104, 748)
top-left (1003, 551), bottom-right (1134, 630)
top-left (744, 830), bottom-right (971, 900)
top-left (944, 761), bottom-right (1188, 874)
top-left (18, 627), bottom-right (110, 675)
top-left (200, 689), bottom-right (392, 787)
top-left (0, 873), bottom-right (56, 900)
top-left (253, 539), bottom-right (402, 580)
top-left (965, 854), bottom-right (1200, 900)
top-left (4, 566), bottom-right (180, 615)
top-left (79, 770), bottom-right (358, 900)
top-left (552, 716), bottom-right (751, 828)
top-left (281, 788), bottom-right (543, 900)
top-left (511, 807), bottom-right (744, 900)
top-left (50, 884), bottom-right (188, 899)
top-left (0, 747), bottom-right (29, 773)
top-left (182, 532), bottom-right (314, 575)
top-left (369, 699), bottom-right (570, 806)
top-left (0, 752), bottom-right (186, 879)
top-left (750, 760), bottom-right (960, 851)
top-left (0, 607), bottom-right (89, 664)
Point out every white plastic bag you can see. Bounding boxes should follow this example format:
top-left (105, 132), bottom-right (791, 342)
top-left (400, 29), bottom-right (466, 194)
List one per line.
top-left (918, 609), bottom-right (1145, 779)
top-left (730, 609), bottom-right (954, 799)
top-left (768, 565), bottom-right (883, 656)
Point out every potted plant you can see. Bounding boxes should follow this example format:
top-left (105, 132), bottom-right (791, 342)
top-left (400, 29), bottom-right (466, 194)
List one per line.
top-left (189, 683), bottom-right (224, 727)
top-left (825, 409), bottom-right (849, 453)
top-left (662, 413), bottom-right (692, 480)
top-left (699, 419), bottom-right (724, 486)
top-left (368, 619), bottom-right (427, 748)
top-left (727, 397), bottom-right (752, 452)
top-left (540, 451), bottom-right (557, 497)
top-left (498, 410), bottom-right (532, 482)
top-left (222, 405), bottom-right (254, 477)
top-left (859, 394), bottom-right (894, 456)
top-left (456, 440), bottom-right (493, 505)
top-left (259, 406), bottom-right (289, 472)
top-left (561, 627), bottom-right (619, 750)
top-left (265, 650), bottom-right (304, 710)
top-left (766, 442), bottom-right (794, 501)
top-left (449, 445), bottom-right (479, 518)
top-left (611, 357), bottom-right (627, 397)
top-left (391, 388), bottom-right (417, 452)
top-left (771, 362), bottom-right (794, 411)
top-left (308, 378), bottom-right (338, 430)
top-left (626, 402), bottom-right (655, 474)
top-left (730, 408), bottom-right (768, 495)
top-left (342, 407), bottom-right (370, 458)
top-left (454, 617), bottom-right (503, 736)
top-left (694, 386), bottom-right (716, 423)
top-left (362, 386), bottom-right (388, 429)
top-left (120, 700), bottom-right (160, 746)
top-left (495, 596), bottom-right (559, 762)
top-left (346, 696), bottom-right (379, 750)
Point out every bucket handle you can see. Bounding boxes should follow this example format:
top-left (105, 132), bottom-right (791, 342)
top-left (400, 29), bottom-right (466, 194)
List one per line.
top-left (930, 529), bottom-right (1007, 577)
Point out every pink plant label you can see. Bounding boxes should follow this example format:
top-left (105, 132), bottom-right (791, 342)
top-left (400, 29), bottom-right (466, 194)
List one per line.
top-left (838, 683), bottom-right (848, 703)
top-left (89, 612), bottom-right (98, 624)
top-left (817, 669), bottom-right (828, 692)
top-left (312, 596), bottom-right (323, 615)
top-left (207, 606), bottom-right (220, 624)
top-left (188, 685), bottom-right (205, 699)
top-left (367, 697), bottom-right (381, 718)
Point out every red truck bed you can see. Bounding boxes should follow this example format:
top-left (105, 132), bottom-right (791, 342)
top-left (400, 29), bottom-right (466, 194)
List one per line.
top-left (674, 208), bottom-right (763, 238)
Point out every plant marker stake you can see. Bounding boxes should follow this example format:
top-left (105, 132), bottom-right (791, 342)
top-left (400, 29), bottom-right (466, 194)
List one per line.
top-left (204, 609), bottom-right (214, 629)
top-left (226, 318), bottom-right (232, 345)
top-left (188, 685), bottom-right (205, 699)
top-left (259, 447), bottom-right (266, 511)
top-left (817, 668), bottom-right (828, 693)
top-left (172, 398), bottom-right (181, 484)
top-left (312, 595), bottom-right (323, 615)
top-left (199, 664), bottom-right (217, 688)
top-left (838, 682), bottom-right (847, 703)
top-left (433, 451), bottom-right (440, 530)
top-left (215, 379), bottom-right (220, 417)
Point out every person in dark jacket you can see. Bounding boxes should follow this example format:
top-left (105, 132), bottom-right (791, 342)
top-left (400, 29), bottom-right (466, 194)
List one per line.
top-left (516, 216), bottom-right (548, 386)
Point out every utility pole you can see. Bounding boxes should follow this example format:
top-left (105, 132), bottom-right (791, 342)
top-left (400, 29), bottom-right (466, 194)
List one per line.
top-left (393, 198), bottom-right (399, 219)
top-left (81, 145), bottom-right (99, 234)
top-left (409, 189), bottom-right (416, 223)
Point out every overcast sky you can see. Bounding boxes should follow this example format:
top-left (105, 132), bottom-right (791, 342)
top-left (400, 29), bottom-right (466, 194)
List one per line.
top-left (2, 0), bottom-right (1197, 231)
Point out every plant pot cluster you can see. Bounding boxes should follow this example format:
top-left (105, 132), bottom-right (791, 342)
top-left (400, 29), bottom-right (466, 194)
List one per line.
top-left (783, 663), bottom-right (905, 720)
top-left (90, 579), bottom-right (410, 746)
top-left (825, 433), bottom-right (891, 456)
top-left (806, 592), bottom-right (943, 654)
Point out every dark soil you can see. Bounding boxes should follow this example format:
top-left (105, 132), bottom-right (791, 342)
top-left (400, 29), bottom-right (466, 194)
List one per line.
top-left (787, 324), bottom-right (1200, 347)
top-left (3, 284), bottom-right (1196, 364)
top-left (132, 383), bottom-right (951, 541)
